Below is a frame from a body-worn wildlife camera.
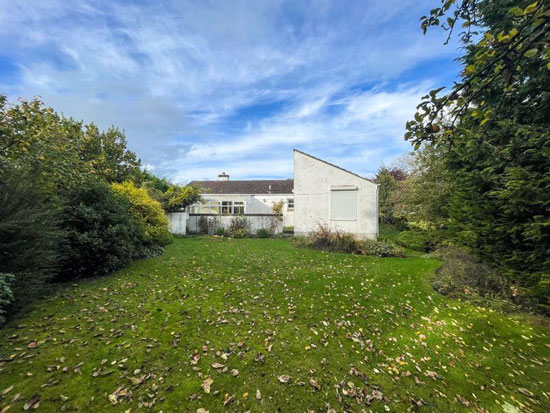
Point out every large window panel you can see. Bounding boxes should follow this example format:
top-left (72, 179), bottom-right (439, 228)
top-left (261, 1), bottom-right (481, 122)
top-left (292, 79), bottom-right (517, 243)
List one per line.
top-left (331, 189), bottom-right (357, 221)
top-left (221, 201), bottom-right (245, 215)
top-left (233, 202), bottom-right (245, 215)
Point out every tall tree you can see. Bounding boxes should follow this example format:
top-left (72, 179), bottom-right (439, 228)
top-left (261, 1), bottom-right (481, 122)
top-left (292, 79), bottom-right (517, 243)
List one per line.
top-left (392, 145), bottom-right (453, 229)
top-left (406, 1), bottom-right (550, 308)
top-left (374, 167), bottom-right (399, 224)
top-left (80, 123), bottom-right (142, 183)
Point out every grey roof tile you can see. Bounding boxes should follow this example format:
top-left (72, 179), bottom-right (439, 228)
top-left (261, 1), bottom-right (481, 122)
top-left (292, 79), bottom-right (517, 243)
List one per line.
top-left (187, 179), bottom-right (294, 194)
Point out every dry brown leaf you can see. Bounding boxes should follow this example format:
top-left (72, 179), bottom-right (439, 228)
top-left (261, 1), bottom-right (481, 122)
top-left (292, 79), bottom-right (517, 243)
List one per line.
top-left (456, 394), bottom-right (470, 407)
top-left (278, 375), bottom-right (291, 383)
top-left (201, 377), bottom-right (213, 394)
top-left (223, 394), bottom-right (235, 406)
top-left (309, 378), bottom-right (321, 391)
top-left (23, 395), bottom-right (40, 411)
top-left (1, 386), bottom-right (13, 395)
top-left (518, 387), bottom-right (534, 397)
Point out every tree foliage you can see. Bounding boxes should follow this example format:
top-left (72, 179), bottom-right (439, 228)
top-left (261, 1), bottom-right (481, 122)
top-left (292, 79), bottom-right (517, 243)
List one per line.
top-left (0, 95), bottom-right (171, 319)
top-left (0, 165), bottom-right (62, 307)
top-left (0, 273), bottom-right (14, 324)
top-left (162, 185), bottom-right (202, 212)
top-left (374, 167), bottom-right (400, 224)
top-left (140, 170), bottom-right (172, 201)
top-left (392, 145), bottom-right (453, 229)
top-left (80, 123), bottom-right (142, 183)
top-left (58, 180), bottom-right (148, 280)
top-left (406, 1), bottom-right (550, 310)
top-left (112, 181), bottom-right (173, 246)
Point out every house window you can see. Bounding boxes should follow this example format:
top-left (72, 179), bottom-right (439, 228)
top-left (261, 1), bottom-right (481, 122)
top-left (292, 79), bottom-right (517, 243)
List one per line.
top-left (221, 201), bottom-right (245, 215)
top-left (187, 201), bottom-right (221, 214)
top-left (330, 188), bottom-right (357, 221)
top-left (233, 202), bottom-right (245, 215)
top-left (287, 198), bottom-right (294, 210)
top-left (221, 201), bottom-right (232, 214)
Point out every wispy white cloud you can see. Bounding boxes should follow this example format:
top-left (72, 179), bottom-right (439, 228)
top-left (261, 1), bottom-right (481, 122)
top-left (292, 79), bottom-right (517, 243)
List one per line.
top-left (166, 81), bottom-right (432, 182)
top-left (0, 0), bottom-right (459, 181)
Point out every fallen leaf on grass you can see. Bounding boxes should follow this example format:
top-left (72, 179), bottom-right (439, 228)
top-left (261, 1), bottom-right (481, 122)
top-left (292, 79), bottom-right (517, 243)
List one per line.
top-left (211, 362), bottom-right (225, 369)
top-left (414, 376), bottom-right (425, 385)
top-left (425, 370), bottom-right (442, 381)
top-left (254, 353), bottom-right (265, 363)
top-left (309, 378), bottom-right (321, 391)
top-left (128, 374), bottom-right (147, 386)
top-left (456, 394), bottom-right (470, 407)
top-left (223, 394), bottom-right (235, 406)
top-left (518, 387), bottom-right (534, 397)
top-left (256, 389), bottom-right (262, 400)
top-left (23, 394), bottom-right (39, 410)
top-left (1, 386), bottom-right (13, 395)
top-left (108, 387), bottom-right (131, 405)
top-left (201, 377), bottom-right (213, 394)
top-left (278, 375), bottom-right (291, 383)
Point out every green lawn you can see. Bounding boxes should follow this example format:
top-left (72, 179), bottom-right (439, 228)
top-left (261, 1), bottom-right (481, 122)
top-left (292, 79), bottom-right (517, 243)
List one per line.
top-left (1, 238), bottom-right (549, 412)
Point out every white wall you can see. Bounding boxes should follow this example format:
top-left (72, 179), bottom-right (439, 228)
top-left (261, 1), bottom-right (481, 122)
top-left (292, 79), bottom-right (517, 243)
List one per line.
top-left (199, 193), bottom-right (295, 227)
top-left (187, 214), bottom-right (283, 235)
top-left (293, 151), bottom-right (378, 239)
top-left (168, 212), bottom-right (188, 235)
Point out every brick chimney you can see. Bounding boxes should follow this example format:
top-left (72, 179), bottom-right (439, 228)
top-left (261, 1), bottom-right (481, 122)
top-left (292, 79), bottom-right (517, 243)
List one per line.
top-left (218, 172), bottom-right (229, 181)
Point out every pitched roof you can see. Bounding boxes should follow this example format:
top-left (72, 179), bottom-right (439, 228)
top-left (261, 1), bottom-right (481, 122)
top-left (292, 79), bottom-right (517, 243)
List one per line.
top-left (187, 179), bottom-right (294, 195)
top-left (293, 149), bottom-right (376, 184)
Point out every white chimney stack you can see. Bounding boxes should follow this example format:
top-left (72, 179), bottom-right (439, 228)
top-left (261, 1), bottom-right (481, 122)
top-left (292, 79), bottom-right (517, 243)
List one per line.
top-left (218, 172), bottom-right (229, 181)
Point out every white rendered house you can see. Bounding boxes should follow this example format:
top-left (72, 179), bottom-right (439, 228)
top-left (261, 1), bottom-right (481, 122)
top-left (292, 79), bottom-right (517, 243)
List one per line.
top-left (293, 150), bottom-right (379, 240)
top-left (187, 175), bottom-right (295, 229)
top-left (184, 150), bottom-right (378, 238)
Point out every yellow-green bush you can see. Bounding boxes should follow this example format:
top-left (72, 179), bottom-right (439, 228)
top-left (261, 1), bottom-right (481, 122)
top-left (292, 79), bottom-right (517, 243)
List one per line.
top-left (112, 181), bottom-right (173, 246)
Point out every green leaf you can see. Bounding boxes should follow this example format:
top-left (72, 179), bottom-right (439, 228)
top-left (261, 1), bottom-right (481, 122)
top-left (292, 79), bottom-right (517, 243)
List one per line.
top-left (525, 49), bottom-right (538, 58)
top-left (509, 7), bottom-right (524, 17)
top-left (465, 64), bottom-right (476, 74)
top-left (524, 2), bottom-right (538, 14)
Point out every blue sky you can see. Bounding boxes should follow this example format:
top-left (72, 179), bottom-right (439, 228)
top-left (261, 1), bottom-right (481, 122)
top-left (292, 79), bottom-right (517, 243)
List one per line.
top-left (0, 0), bottom-right (461, 183)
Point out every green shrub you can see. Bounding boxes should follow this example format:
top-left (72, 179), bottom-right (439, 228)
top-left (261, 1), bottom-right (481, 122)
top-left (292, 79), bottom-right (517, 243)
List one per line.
top-left (0, 167), bottom-right (62, 311)
top-left (112, 181), bottom-right (172, 246)
top-left (533, 273), bottom-right (550, 314)
top-left (294, 226), bottom-right (406, 258)
top-left (431, 247), bottom-right (533, 312)
top-left (359, 239), bottom-right (406, 258)
top-left (57, 181), bottom-right (149, 280)
top-left (0, 273), bottom-right (14, 324)
top-left (215, 227), bottom-right (226, 236)
top-left (294, 224), bottom-right (359, 254)
top-left (310, 224), bottom-right (359, 253)
top-left (395, 230), bottom-right (444, 252)
top-left (227, 217), bottom-right (248, 238)
top-left (256, 228), bottom-right (270, 238)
